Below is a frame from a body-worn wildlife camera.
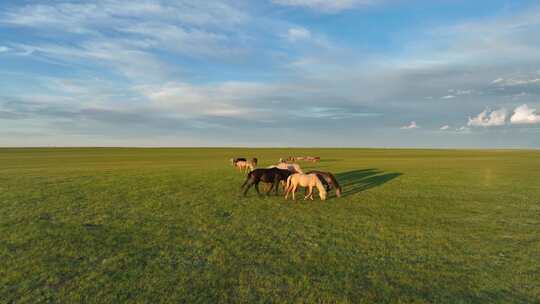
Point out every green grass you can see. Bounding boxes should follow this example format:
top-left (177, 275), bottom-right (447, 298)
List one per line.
top-left (1, 148), bottom-right (539, 303)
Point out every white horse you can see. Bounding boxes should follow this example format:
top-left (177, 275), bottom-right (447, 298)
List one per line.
top-left (268, 162), bottom-right (303, 174)
top-left (234, 160), bottom-right (255, 173)
top-left (285, 173), bottom-right (327, 201)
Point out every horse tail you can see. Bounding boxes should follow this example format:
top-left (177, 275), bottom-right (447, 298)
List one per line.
top-left (314, 175), bottom-right (327, 200)
top-left (286, 174), bottom-right (293, 192)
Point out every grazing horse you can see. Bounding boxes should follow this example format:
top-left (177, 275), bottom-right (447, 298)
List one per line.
top-left (241, 168), bottom-right (292, 196)
top-left (285, 173), bottom-right (327, 201)
top-left (230, 157), bottom-right (247, 166)
top-left (251, 157), bottom-right (258, 167)
top-left (306, 170), bottom-right (342, 197)
top-left (268, 162), bottom-right (303, 174)
top-left (234, 160), bottom-right (255, 173)
top-left (305, 156), bottom-right (320, 162)
top-left (281, 156), bottom-right (297, 162)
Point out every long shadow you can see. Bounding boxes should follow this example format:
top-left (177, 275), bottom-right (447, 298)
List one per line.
top-left (336, 169), bottom-right (402, 197)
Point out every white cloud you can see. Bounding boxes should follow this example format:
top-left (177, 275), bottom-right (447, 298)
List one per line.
top-left (491, 78), bottom-right (505, 85)
top-left (0, 46), bottom-right (9, 53)
top-left (510, 104), bottom-right (540, 124)
top-left (272, 0), bottom-right (374, 12)
top-left (441, 95), bottom-right (455, 99)
top-left (440, 125), bottom-right (449, 130)
top-left (467, 108), bottom-right (507, 127)
top-left (287, 27), bottom-right (311, 42)
top-left (491, 77), bottom-right (540, 87)
top-left (401, 121), bottom-right (418, 129)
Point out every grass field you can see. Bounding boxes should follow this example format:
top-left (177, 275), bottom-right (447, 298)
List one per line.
top-left (1, 148), bottom-right (539, 303)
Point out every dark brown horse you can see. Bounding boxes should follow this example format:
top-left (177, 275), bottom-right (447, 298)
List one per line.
top-left (241, 168), bottom-right (292, 196)
top-left (306, 170), bottom-right (342, 197)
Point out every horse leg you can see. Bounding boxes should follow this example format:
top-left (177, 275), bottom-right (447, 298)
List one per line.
top-left (266, 182), bottom-right (274, 195)
top-left (254, 182), bottom-right (261, 196)
top-left (306, 185), bottom-right (313, 200)
top-left (274, 178), bottom-right (280, 195)
top-left (292, 184), bottom-right (297, 200)
top-left (243, 180), bottom-right (254, 196)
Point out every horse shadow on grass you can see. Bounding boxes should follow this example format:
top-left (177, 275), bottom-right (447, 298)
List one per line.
top-left (336, 169), bottom-right (402, 197)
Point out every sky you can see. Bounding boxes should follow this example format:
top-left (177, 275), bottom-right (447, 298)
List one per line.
top-left (1, 0), bottom-right (540, 148)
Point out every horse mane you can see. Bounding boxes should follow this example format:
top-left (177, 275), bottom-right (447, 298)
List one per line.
top-left (313, 175), bottom-right (327, 200)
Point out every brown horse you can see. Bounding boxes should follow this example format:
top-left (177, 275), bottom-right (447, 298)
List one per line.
top-left (306, 170), bottom-right (342, 197)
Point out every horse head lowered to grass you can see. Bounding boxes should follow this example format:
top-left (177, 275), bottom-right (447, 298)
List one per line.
top-left (285, 173), bottom-right (327, 201)
top-left (306, 170), bottom-right (342, 198)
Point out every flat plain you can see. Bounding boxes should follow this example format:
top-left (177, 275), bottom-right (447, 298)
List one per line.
top-left (1, 148), bottom-right (539, 303)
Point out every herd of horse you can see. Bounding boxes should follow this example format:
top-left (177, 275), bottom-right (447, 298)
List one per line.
top-left (230, 157), bottom-right (342, 201)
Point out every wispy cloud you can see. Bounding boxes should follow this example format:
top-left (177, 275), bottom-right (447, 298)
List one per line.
top-left (1, 0), bottom-right (250, 81)
top-left (287, 27), bottom-right (311, 42)
top-left (441, 95), bottom-right (455, 99)
top-left (271, 0), bottom-right (375, 12)
top-left (491, 77), bottom-right (540, 87)
top-left (440, 125), bottom-right (449, 130)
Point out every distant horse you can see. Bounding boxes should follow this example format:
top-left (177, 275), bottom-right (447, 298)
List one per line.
top-left (305, 156), bottom-right (320, 162)
top-left (285, 173), bottom-right (327, 201)
top-left (306, 170), bottom-right (342, 197)
top-left (230, 157), bottom-right (247, 166)
top-left (280, 156), bottom-right (297, 162)
top-left (268, 162), bottom-right (303, 174)
top-left (234, 160), bottom-right (255, 173)
top-left (241, 168), bottom-right (292, 196)
top-left (251, 158), bottom-right (258, 167)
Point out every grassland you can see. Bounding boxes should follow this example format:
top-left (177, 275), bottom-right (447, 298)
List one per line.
top-left (1, 148), bottom-right (539, 303)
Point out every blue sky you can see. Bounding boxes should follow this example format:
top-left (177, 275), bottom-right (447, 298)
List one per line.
top-left (1, 0), bottom-right (540, 147)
